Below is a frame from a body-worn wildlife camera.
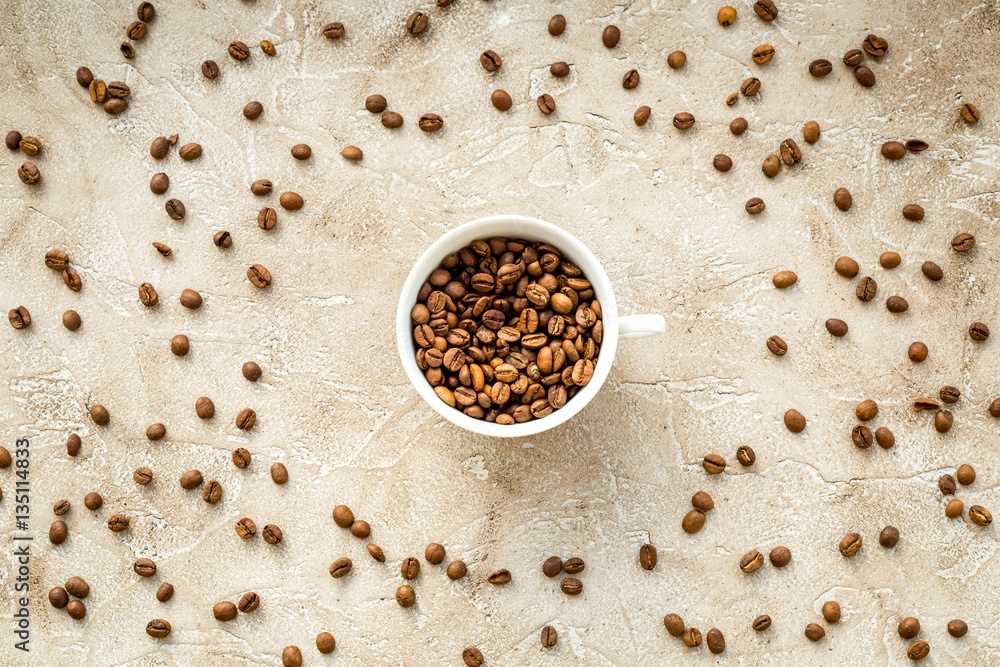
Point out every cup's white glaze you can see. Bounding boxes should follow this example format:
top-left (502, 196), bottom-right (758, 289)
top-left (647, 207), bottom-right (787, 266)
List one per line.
top-left (396, 215), bottom-right (665, 437)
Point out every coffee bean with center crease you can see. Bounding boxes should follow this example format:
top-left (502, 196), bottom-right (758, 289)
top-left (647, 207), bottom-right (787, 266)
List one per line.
top-left (863, 34), bottom-right (888, 57)
top-left (90, 79), bottom-right (107, 103)
top-left (248, 264), bottom-right (272, 288)
top-left (480, 50), bottom-right (501, 71)
top-left (238, 592), bottom-right (259, 613)
top-left (952, 233), bottom-right (976, 252)
top-left (754, 0), bottom-right (777, 20)
top-left (736, 445), bottom-right (755, 466)
top-left (18, 162), bottom-right (40, 184)
top-left (236, 408), bottom-right (256, 430)
top-left (766, 335), bottom-right (786, 356)
top-left (622, 69), bottom-right (640, 89)
top-left (844, 49), bottom-right (864, 66)
top-left (228, 41), bottom-right (250, 60)
top-left (19, 136), bottom-right (41, 155)
top-left (134, 558), bottom-right (156, 577)
top-left (639, 543), bottom-right (657, 570)
top-left (809, 59), bottom-right (833, 77)
top-left (541, 625), bottom-right (557, 648)
top-left (753, 615), bottom-right (771, 631)
top-left (419, 113), bottom-right (443, 132)
top-left (165, 199), bottom-right (185, 220)
top-left (202, 479), bottom-right (222, 503)
top-left (323, 22), bottom-right (344, 39)
top-left (180, 470), bottom-right (203, 489)
top-left (406, 12), bottom-right (428, 35)
top-left (201, 60), bottom-right (219, 79)
top-left (560, 578), bottom-right (582, 595)
top-left (746, 197), bottom-right (765, 214)
top-left (969, 322), bottom-right (989, 340)
top-left (856, 276), bottom-right (877, 302)
top-left (839, 532), bottom-right (862, 557)
top-left (674, 112), bottom-right (695, 129)
top-left (146, 619), bottom-right (171, 638)
top-left (134, 467), bottom-right (153, 485)
top-left (855, 66), bottom-right (876, 87)
top-left (739, 550), bottom-right (763, 573)
top-left (235, 517), bottom-right (256, 538)
top-left (851, 424), bottom-right (873, 448)
top-left (232, 448), bottom-right (251, 469)
top-left (563, 557), bottom-right (584, 574)
top-left (702, 453), bottom-right (726, 473)
top-left (907, 640), bottom-right (930, 661)
top-left (537, 94), bottom-right (556, 115)
top-left (107, 81), bottom-right (130, 99)
top-left (108, 514), bottom-right (129, 532)
top-left (488, 569), bottom-right (511, 584)
top-left (683, 627), bottom-right (702, 647)
top-left (263, 524), bottom-right (283, 543)
top-left (970, 506), bottom-right (992, 526)
top-left (961, 103), bottom-right (980, 123)
top-left (401, 557), bottom-right (420, 579)
top-left (752, 44), bottom-right (775, 64)
top-left (258, 207), bottom-right (277, 230)
top-left (780, 138), bottom-right (801, 165)
top-left (126, 21), bottom-right (146, 40)
top-left (741, 77), bottom-right (761, 96)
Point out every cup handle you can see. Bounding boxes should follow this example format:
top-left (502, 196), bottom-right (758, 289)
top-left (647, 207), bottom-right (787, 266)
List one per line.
top-left (618, 314), bottom-right (666, 339)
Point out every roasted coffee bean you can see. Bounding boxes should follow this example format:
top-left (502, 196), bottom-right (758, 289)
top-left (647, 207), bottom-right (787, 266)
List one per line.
top-left (146, 619), bottom-right (171, 638)
top-left (970, 505), bottom-right (992, 526)
top-left (822, 601), bottom-right (841, 623)
top-left (939, 386), bottom-right (961, 406)
top-left (134, 467), bottom-right (153, 485)
top-left (282, 647), bottom-right (302, 667)
top-left (235, 408), bottom-right (257, 430)
top-left (396, 585), bottom-right (416, 607)
top-left (261, 40), bottom-right (275, 56)
top-left (108, 514), bottom-right (130, 532)
top-left (901, 203), bottom-right (926, 221)
top-left (952, 233), bottom-right (976, 252)
top-left (202, 60), bottom-right (219, 79)
top-left (401, 556), bottom-right (421, 580)
top-left (667, 50), bottom-right (686, 69)
top-left (231, 448), bottom-right (251, 469)
top-left (726, 92), bottom-right (738, 106)
top-left (634, 105), bottom-right (651, 126)
top-left (350, 520), bottom-right (370, 538)
top-left (739, 550), bottom-right (764, 573)
top-left (5, 131), bottom-right (22, 151)
top-left (66, 600), bottom-right (86, 619)
top-left (165, 199), bottom-right (185, 220)
top-left (746, 197), bottom-right (766, 214)
top-left (53, 499), bottom-right (70, 516)
top-left (935, 410), bottom-right (953, 433)
top-left (674, 112), bottom-right (695, 129)
top-left (706, 628), bottom-right (725, 654)
top-left (250, 179), bottom-right (272, 196)
top-left (639, 543), bottom-right (657, 570)
top-left (45, 249), bottom-right (69, 270)
top-left (741, 77), bottom-right (761, 96)
top-left (683, 627), bottom-right (702, 647)
top-left (856, 399), bottom-right (878, 421)
top-left (365, 95), bottom-right (388, 114)
top-left (49, 587), bottom-right (69, 609)
top-left (263, 524), bottom-right (283, 544)
top-left (149, 172), bottom-right (169, 194)
top-left (960, 103), bottom-right (980, 124)
top-left (783, 409), bottom-right (806, 433)
top-left (152, 242), bottom-right (171, 258)
top-left (329, 558), bottom-right (353, 579)
top-left (237, 592), bottom-right (260, 614)
top-left (622, 69), bottom-right (640, 89)
top-left (548, 14), bottom-right (566, 36)
top-left (66, 576), bottom-right (90, 598)
top-left (134, 558), bottom-right (157, 577)
top-left (754, 0), bottom-right (777, 20)
top-left (424, 543), bottom-right (445, 565)
top-left (969, 322), bottom-right (990, 340)
top-left (805, 623), bottom-right (825, 641)
top-left (947, 619), bottom-right (968, 637)
top-left (809, 59), bottom-right (833, 77)
top-left (852, 424), bottom-right (873, 448)
top-left (67, 434), bottom-right (81, 456)
top-left (875, 426), bottom-right (895, 449)
top-left (108, 81), bottom-right (130, 99)
top-left (880, 251), bottom-right (902, 269)
top-left (76, 67), bottom-right (93, 87)
top-left (89, 79), bottom-right (107, 102)
top-left (752, 615), bottom-right (771, 631)
top-left (195, 396), bottom-right (215, 419)
top-left (663, 613), bottom-right (685, 636)
top-left (834, 188), bottom-right (852, 211)
top-left (752, 44), bottom-right (774, 64)
top-left (907, 640), bottom-right (930, 661)
top-left (228, 41), bottom-right (250, 60)
top-left (909, 341), bottom-right (928, 361)
top-left (180, 469), bottom-right (204, 489)
top-left (717, 6), bottom-right (736, 26)
top-left (323, 22), bottom-right (344, 39)
top-left (824, 318), bottom-right (849, 337)
top-left (18, 161), bottom-right (40, 184)
top-left (879, 525), bottom-right (899, 548)
top-left (560, 577), bottom-right (582, 595)
top-left (406, 12), bottom-right (428, 35)
top-left (914, 397), bottom-right (941, 411)
top-left (560, 557), bottom-right (584, 574)
top-left (202, 479), bottom-right (222, 504)
top-left (258, 207), bottom-right (277, 230)
top-left (381, 111), bottom-right (404, 128)
top-left (730, 117), bottom-right (748, 135)
top-left (602, 25), bottom-right (620, 48)
top-left (835, 256), bottom-right (860, 278)
top-left (856, 276), bottom-right (877, 302)
top-left (537, 94), bottom-right (556, 115)
top-left (762, 154), bottom-right (780, 178)
top-left (150, 136), bottom-right (169, 159)
top-left (235, 517), bottom-right (256, 538)
top-left (702, 453), bottom-right (726, 474)
top-left (882, 141), bottom-right (906, 160)
top-left (291, 143), bottom-right (312, 160)
top-left (906, 139), bottom-right (928, 152)
top-left (419, 113), bottom-right (443, 132)
top-left (886, 296), bottom-right (909, 313)
top-left (803, 120), bottom-right (820, 143)
top-left (736, 445), bottom-right (755, 466)
top-left (939, 473), bottom-right (957, 495)
top-left (863, 34), bottom-right (888, 57)
top-left (341, 146), bottom-right (363, 161)
top-left (213, 601), bottom-right (237, 621)
top-left (491, 90), bottom-right (512, 111)
top-left (313, 632), bottom-right (336, 654)
top-left (542, 556), bottom-right (562, 577)
top-left (540, 625), bottom-right (557, 648)
top-left (248, 264), bottom-right (272, 288)
top-left (855, 66), bottom-right (876, 87)
top-left (180, 288), bottom-right (202, 309)
top-left (447, 561), bottom-right (467, 580)
top-left (682, 509), bottom-right (705, 533)
top-left (90, 404), bottom-right (110, 425)
top-left (243, 101), bottom-right (263, 120)
top-left (769, 546), bottom-right (791, 567)
top-left (954, 463), bottom-right (975, 485)
top-left (480, 50), bottom-right (502, 72)
top-left (898, 617), bottom-right (920, 639)
top-left (550, 61), bottom-right (570, 78)
top-left (946, 498), bottom-right (964, 518)
top-left (766, 335), bottom-right (786, 356)
top-left (179, 142), bottom-right (201, 160)
top-left (126, 20), bottom-right (147, 40)
top-left (240, 361), bottom-right (262, 382)
top-left (691, 491), bottom-right (714, 512)
top-left (713, 154), bottom-right (733, 172)
top-left (780, 138), bottom-right (801, 165)
top-left (844, 49), bottom-right (864, 66)
top-left (332, 505), bottom-right (354, 528)
top-left (19, 136), bottom-right (41, 155)
top-left (488, 569), bottom-right (512, 585)
top-left (839, 532), bottom-right (862, 557)
top-left (361, 544), bottom-right (384, 563)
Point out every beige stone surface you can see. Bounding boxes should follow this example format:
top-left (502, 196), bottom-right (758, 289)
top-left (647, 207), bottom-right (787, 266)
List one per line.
top-left (1, 0), bottom-right (999, 664)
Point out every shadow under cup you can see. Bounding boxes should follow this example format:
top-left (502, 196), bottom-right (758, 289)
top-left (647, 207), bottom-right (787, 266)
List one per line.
top-left (396, 215), bottom-right (621, 438)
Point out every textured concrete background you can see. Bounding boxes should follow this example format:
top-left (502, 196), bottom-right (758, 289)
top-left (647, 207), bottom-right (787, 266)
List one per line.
top-left (1, 0), bottom-right (998, 665)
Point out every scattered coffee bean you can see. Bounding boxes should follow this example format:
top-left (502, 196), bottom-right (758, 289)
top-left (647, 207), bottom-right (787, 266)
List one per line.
top-left (165, 198), bottom-right (185, 220)
top-left (726, 92), bottom-right (738, 105)
top-left (282, 647), bottom-right (302, 667)
top-left (754, 0), bottom-right (777, 20)
top-left (488, 569), bottom-right (511, 585)
top-left (76, 67), bottom-right (93, 87)
top-left (263, 524), bottom-right (283, 543)
top-left (826, 319), bottom-right (848, 337)
top-left (739, 550), bottom-right (764, 573)
top-left (150, 172), bottom-right (169, 194)
top-left (762, 154), bottom-right (780, 178)
top-left (258, 207), bottom-right (277, 230)
top-left (62, 310), bottom-right (82, 331)
top-left (730, 117), bottom-right (748, 135)
top-left (879, 251), bottom-right (902, 269)
top-left (419, 113), bottom-right (443, 132)
top-left (882, 141), bottom-right (906, 160)
top-left (668, 50), bottom-right (686, 68)
top-left (856, 399), bottom-right (878, 421)
top-left (706, 628), bottom-right (725, 654)
top-left (939, 474), bottom-right (957, 495)
top-left (639, 543), bottom-right (658, 570)
top-left (839, 532), bottom-right (862, 556)
top-left (947, 619), bottom-right (968, 638)
top-left (261, 40), bottom-right (275, 56)
top-left (682, 509), bottom-right (705, 534)
top-left (702, 453), bottom-right (727, 473)
top-left (692, 490), bottom-right (714, 512)
top-left (396, 585), bottom-right (416, 607)
top-left (713, 154), bottom-right (732, 172)
top-left (563, 557), bottom-right (584, 574)
top-left (852, 424), bottom-right (873, 448)
top-left (909, 342), bottom-right (928, 361)
top-left (746, 197), bottom-right (765, 214)
top-left (424, 543), bottom-right (445, 565)
top-left (602, 25), bottom-right (620, 48)
top-left (560, 577), bottom-right (583, 595)
top-left (548, 14), bottom-right (566, 36)
top-left (90, 79), bottom-right (107, 103)
top-left (235, 517), bottom-right (256, 539)
top-left (914, 397), bottom-right (941, 411)
top-left (84, 492), bottom-right (102, 510)
top-left (195, 396), bottom-right (215, 420)
top-left (491, 90), bottom-right (512, 111)
top-left (741, 77), bottom-right (761, 96)
top-left (664, 613), bottom-right (684, 636)
top-left (350, 520), bottom-right (370, 538)
top-left (753, 615), bottom-right (771, 631)
top-left (180, 288), bottom-right (202, 309)
top-left (18, 162), bottom-right (40, 185)
top-left (875, 426), bottom-right (895, 449)
top-left (406, 12), bottom-right (428, 35)
top-left (236, 407), bottom-right (257, 430)
top-left (66, 600), bottom-right (86, 619)
top-left (856, 276), bottom-right (877, 302)
top-left (822, 600), bottom-right (841, 623)
top-left (752, 44), bottom-right (774, 64)
top-left (66, 433), bottom-right (81, 456)
top-left (879, 525), bottom-right (899, 548)
top-left (946, 498), bottom-right (964, 518)
top-left (863, 34), bottom-right (888, 57)
top-left (634, 105), bottom-right (651, 126)
top-left (766, 335), bottom-right (786, 356)
top-left (152, 242), bottom-right (171, 258)
top-left (803, 120), bottom-right (821, 144)
top-left (323, 22), bottom-right (345, 39)
top-left (622, 69), bottom-right (640, 89)
top-left (134, 467), bottom-right (153, 485)
top-left (332, 505), bottom-right (354, 528)
top-left (855, 66), bottom-right (876, 86)
top-left (341, 145), bottom-right (362, 161)
top-left (955, 463), bottom-right (975, 485)
top-left (736, 445), bottom-right (755, 466)
top-left (543, 556), bottom-right (562, 577)
top-left (908, 640), bottom-right (930, 661)
top-left (783, 409), bottom-right (806, 432)
top-left (906, 139), bottom-right (928, 152)
top-left (952, 232), bottom-right (976, 252)
top-left (960, 103), bottom-right (980, 124)
top-left (150, 136), bottom-right (169, 159)
top-left (146, 619), bottom-right (171, 638)
top-left (809, 59), bottom-right (833, 77)
top-left (683, 627), bottom-right (702, 647)
top-left (179, 142), bottom-right (201, 160)
top-left (805, 623), bottom-right (826, 641)
top-left (935, 410), bottom-right (953, 433)
top-left (480, 50), bottom-right (502, 72)
top-left (250, 179), bottom-right (272, 196)
top-left (213, 601), bottom-right (237, 621)
top-left (844, 49), bottom-right (864, 66)
top-left (970, 505), bottom-right (992, 526)
top-left (329, 558), bottom-right (352, 579)
top-left (228, 41), bottom-right (250, 60)
top-left (108, 514), bottom-right (129, 532)
top-left (49, 587), bottom-right (69, 609)
top-left (243, 101), bottom-right (263, 120)
top-left (180, 470), bottom-right (204, 490)
top-left (447, 561), bottom-right (467, 580)
top-left (886, 296), bottom-right (909, 313)
top-left (899, 617), bottom-right (921, 639)
top-left (291, 143), bottom-right (312, 160)
top-left (201, 60), bottom-right (219, 79)
top-left (717, 6), bottom-right (737, 26)
top-left (540, 625), bottom-right (557, 648)
top-left (90, 404), bottom-right (110, 425)
top-left (134, 558), bottom-right (156, 577)
top-left (202, 479), bottom-right (222, 504)
top-left (772, 270), bottom-right (797, 288)
top-left (969, 322), bottom-right (989, 340)
top-left (835, 256), bottom-right (860, 278)
top-left (834, 188), bottom-right (853, 211)
top-left (401, 556), bottom-right (421, 580)
top-left (769, 546), bottom-right (791, 567)
top-left (232, 448), bottom-right (250, 469)
top-left (19, 136), bottom-right (41, 155)
top-left (674, 112), bottom-right (695, 129)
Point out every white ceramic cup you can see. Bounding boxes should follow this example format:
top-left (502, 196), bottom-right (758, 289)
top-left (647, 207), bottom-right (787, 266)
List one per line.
top-left (396, 215), bottom-right (665, 437)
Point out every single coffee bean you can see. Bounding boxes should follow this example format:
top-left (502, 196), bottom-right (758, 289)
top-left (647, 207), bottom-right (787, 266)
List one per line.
top-left (674, 112), bottom-right (695, 129)
top-left (879, 525), bottom-right (900, 548)
top-left (424, 543), bottom-right (445, 565)
top-left (134, 467), bottom-right (153, 485)
top-left (281, 647), bottom-right (302, 667)
top-left (202, 479), bottom-right (222, 504)
top-left (882, 141), bottom-right (906, 160)
top-left (753, 615), bottom-right (771, 631)
top-left (935, 410), bottom-right (954, 433)
top-left (886, 296), bottom-right (909, 313)
top-left (213, 601), bottom-right (237, 621)
top-left (713, 154), bottom-right (733, 172)
top-left (406, 12), bottom-right (428, 35)
top-left (782, 409), bottom-right (806, 433)
top-left (84, 492), bottom-right (102, 510)
top-left (401, 556), bottom-right (421, 580)
top-left (235, 408), bottom-right (257, 430)
top-left (365, 95), bottom-right (388, 114)
top-left (291, 143), bottom-right (312, 160)
top-left (165, 199), bottom-right (185, 220)
top-left (480, 50), bottom-right (502, 72)
top-left (706, 628), bottom-right (725, 654)
top-left (730, 117), bottom-right (748, 135)
top-left (53, 499), bottom-right (70, 516)
top-left (856, 276), bottom-right (877, 302)
top-left (690, 491), bottom-right (714, 513)
top-left (681, 509), bottom-right (705, 534)
top-left (947, 619), bottom-right (968, 637)
top-left (834, 188), bottom-right (852, 211)
top-left (66, 434), bottom-right (81, 456)
top-left (543, 556), bottom-right (562, 577)
top-left (488, 569), bottom-right (511, 585)
top-left (739, 550), bottom-right (763, 573)
top-left (350, 520), bottom-right (370, 538)
top-left (990, 397), bottom-right (1000, 417)
top-left (238, 362), bottom-right (262, 383)
top-left (263, 524), bottom-right (283, 544)
top-left (960, 103), bottom-right (980, 123)
top-left (874, 426), bottom-right (895, 449)
top-left (939, 474), bottom-right (957, 495)
top-left (258, 207), bottom-right (277, 230)
top-left (914, 397), bottom-right (941, 411)
top-left (907, 640), bottom-right (930, 661)
top-left (852, 424), bottom-right (873, 448)
top-left (231, 448), bottom-right (251, 469)
top-left (18, 161), bottom-right (40, 185)
top-left (65, 576), bottom-right (89, 598)
top-left (107, 81), bottom-right (130, 99)
top-left (602, 25), bottom-right (620, 48)
top-left (90, 79), bottom-right (107, 103)
top-left (634, 105), bottom-right (651, 126)
top-left (332, 505), bottom-right (354, 528)
top-left (76, 66), bottom-right (93, 87)
top-left (419, 113), bottom-right (443, 132)
top-left (537, 94), bottom-right (556, 115)
top-left (754, 0), bottom-right (777, 20)
top-left (491, 90), bottom-right (512, 111)
top-left (180, 470), bottom-right (204, 490)
top-left (766, 335), bottom-right (786, 356)
top-left (548, 14), bottom-right (566, 35)
top-left (235, 517), bottom-right (256, 538)
top-left (803, 120), bottom-right (821, 143)
top-left (329, 557), bottom-right (353, 578)
top-left (844, 49), bottom-right (864, 66)
top-left (805, 623), bottom-right (825, 641)
top-left (396, 585), bottom-right (416, 607)
top-left (970, 505), bottom-right (992, 526)
top-left (622, 69), bottom-right (640, 89)
top-left (134, 558), bottom-right (157, 577)
top-left (447, 561), bottom-right (467, 580)
top-left (856, 399), bottom-right (878, 421)
top-left (898, 617), bottom-right (920, 639)
top-left (939, 386), bottom-right (961, 406)
top-left (702, 453), bottom-right (727, 473)
top-left (880, 251), bottom-right (902, 269)
top-left (955, 463), bottom-right (975, 485)
top-left (146, 619), bottom-right (171, 638)
top-left (770, 271), bottom-right (797, 289)
top-left (90, 404), bottom-right (110, 425)
top-left (667, 50), bottom-right (686, 68)
top-left (639, 543), bottom-right (657, 570)
top-left (762, 154), bottom-right (780, 178)
top-left (250, 179), bottom-right (272, 196)
top-left (195, 397), bottom-right (214, 419)
top-left (228, 41), bottom-right (250, 60)
top-left (341, 145), bottom-right (363, 161)
top-left (809, 59), bottom-right (833, 77)
top-left (717, 6), bottom-right (737, 26)
top-left (237, 592), bottom-right (260, 614)
top-left (746, 197), bottom-right (766, 214)
top-left (180, 288), bottom-right (202, 309)
top-left (126, 20), bottom-right (147, 40)
top-left (201, 60), bottom-right (219, 79)
top-left (19, 136), bottom-right (41, 155)
top-left (315, 631), bottom-right (336, 654)
top-left (906, 139), bottom-right (929, 152)
top-left (108, 514), bottom-right (130, 532)
top-left (563, 557), bottom-right (585, 574)
top-left (683, 627), bottom-right (702, 647)
top-left (247, 264), bottom-right (272, 288)
top-left (560, 577), bottom-right (582, 595)
top-left (179, 142), bottom-right (201, 160)
top-left (946, 498), bottom-right (964, 518)
top-left (822, 600), bottom-right (841, 623)
top-left (909, 342), bottom-right (928, 361)
top-left (952, 232), bottom-right (976, 252)
top-left (150, 136), bottom-right (169, 159)
top-left (66, 600), bottom-right (86, 620)
top-left (752, 44), bottom-right (774, 64)
top-left (769, 546), bottom-right (791, 567)
top-left (261, 40), bottom-right (275, 56)
top-left (736, 445), bottom-right (755, 466)
top-left (61, 268), bottom-right (81, 291)
top-left (363, 544), bottom-right (384, 562)
top-left (901, 203), bottom-right (926, 221)
top-left (323, 22), bottom-right (345, 39)
top-left (863, 34), bottom-right (888, 57)
top-left (243, 101), bottom-right (263, 120)
top-left (839, 532), bottom-right (862, 557)
top-left (540, 625), bottom-right (557, 648)
top-left (835, 256), bottom-right (860, 278)
top-left (381, 111), bottom-right (403, 128)
top-left (550, 61), bottom-right (570, 78)
top-left (825, 319), bottom-right (848, 337)
top-left (780, 138), bottom-right (801, 165)
top-left (969, 322), bottom-right (990, 340)
top-left (663, 613), bottom-right (685, 636)
top-left (49, 587), bottom-right (69, 609)
top-left (150, 172), bottom-right (169, 194)
top-left (740, 77), bottom-right (761, 96)
top-left (855, 66), bottom-right (876, 87)
top-left (152, 242), bottom-right (171, 258)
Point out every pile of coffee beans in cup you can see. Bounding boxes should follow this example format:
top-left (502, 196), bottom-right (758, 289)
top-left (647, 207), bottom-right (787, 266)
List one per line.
top-left (411, 238), bottom-right (602, 424)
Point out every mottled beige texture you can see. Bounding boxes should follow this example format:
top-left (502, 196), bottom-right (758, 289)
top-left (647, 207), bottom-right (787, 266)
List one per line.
top-left (1, 0), bottom-right (999, 665)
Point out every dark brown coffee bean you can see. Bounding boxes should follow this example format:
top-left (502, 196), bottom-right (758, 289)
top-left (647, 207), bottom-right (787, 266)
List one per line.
top-left (602, 25), bottom-right (620, 48)
top-left (879, 525), bottom-right (899, 548)
top-left (134, 558), bottom-right (156, 577)
top-left (855, 66), bottom-right (876, 87)
top-left (542, 556), bottom-right (562, 577)
top-left (970, 506), bottom-right (992, 526)
top-left (947, 619), bottom-right (968, 637)
top-left (213, 601), bottom-right (237, 621)
top-left (824, 318), bottom-right (848, 337)
top-left (263, 524), bottom-right (283, 544)
top-left (202, 479), bottom-right (222, 504)
top-left (396, 585), bottom-right (416, 608)
top-left (713, 154), bottom-right (733, 172)
top-left (447, 561), bottom-right (467, 580)
top-left (291, 143), bottom-right (311, 160)
top-left (228, 41), bottom-right (250, 60)
top-left (766, 335), bottom-right (786, 356)
top-left (231, 448), bottom-right (251, 469)
top-left (939, 474), bottom-right (956, 495)
top-left (107, 81), bottom-right (130, 99)
top-left (863, 34), bottom-right (888, 57)
top-left (839, 532), bottom-right (862, 557)
top-left (834, 188), bottom-right (852, 211)
top-left (90, 404), bottom-right (110, 425)
top-left (126, 20), bottom-right (147, 40)
top-left (148, 172), bottom-right (169, 195)
top-left (49, 587), bottom-right (69, 608)
top-left (108, 513), bottom-right (130, 532)
top-left (235, 517), bottom-right (256, 538)
top-left (66, 600), bottom-right (86, 620)
top-left (740, 77), bottom-right (761, 96)
top-left (406, 11), bottom-right (428, 35)
top-left (332, 505), bottom-right (354, 528)
top-left (195, 396), bottom-right (214, 420)
top-left (341, 146), bottom-right (362, 161)
top-left (17, 161), bottom-right (40, 184)
top-left (780, 138), bottom-right (801, 165)
top-left (692, 491), bottom-right (714, 512)
top-left (5, 130), bottom-right (21, 151)
top-left (76, 66), bottom-right (93, 87)
top-left (752, 44), bottom-right (774, 64)
top-left (634, 105), bottom-right (651, 125)
top-left (179, 142), bottom-right (201, 160)
top-left (260, 40), bottom-right (275, 55)
top-left (886, 296), bottom-right (909, 313)
top-left (165, 199), bottom-right (185, 220)
top-left (363, 95), bottom-right (388, 115)
top-left (938, 386), bottom-right (961, 406)
top-left (834, 256), bottom-right (859, 278)
top-left (480, 50), bottom-right (502, 72)
top-left (146, 619), bottom-right (171, 638)
top-left (739, 550), bottom-right (763, 573)
top-left (898, 617), bottom-right (920, 639)
top-left (180, 470), bottom-right (204, 490)
top-left (548, 14), bottom-right (566, 36)
top-left (730, 117), bottom-right (747, 134)
top-left (237, 592), bottom-right (260, 614)
top-left (856, 276), bottom-right (877, 302)
top-left (639, 543), bottom-right (657, 570)
top-left (961, 103), bottom-right (980, 123)
top-left (736, 445), bottom-right (755, 466)
top-left (134, 466), bottom-right (153, 485)
top-left (955, 463), bottom-right (975, 485)
top-left (257, 207), bottom-right (277, 230)
top-left (682, 510), bottom-right (705, 533)
top-left (539, 625), bottom-right (558, 648)
top-left (350, 520), bottom-right (370, 538)
top-left (45, 249), bottom-right (69, 270)
top-left (235, 408), bottom-right (257, 431)
top-left (243, 101), bottom-right (263, 120)
top-left (381, 111), bottom-right (403, 128)
top-left (180, 288), bottom-right (202, 309)
top-left (952, 232), bottom-right (976, 252)
top-left (875, 426), bottom-right (895, 449)
top-left (822, 600), bottom-right (841, 623)
top-left (683, 627), bottom-right (702, 647)
top-left (329, 557), bottom-right (353, 578)
top-left (746, 197), bottom-right (765, 214)
top-left (809, 59), bottom-right (833, 77)
top-left (323, 22), bottom-right (344, 39)
top-left (563, 557), bottom-right (585, 574)
top-left (622, 69), bottom-right (640, 89)
top-left (550, 61), bottom-right (570, 78)
top-left (65, 576), bottom-right (90, 598)
top-left (706, 628), bottom-right (725, 654)
top-left (882, 141), bottom-right (906, 160)
top-left (762, 154), bottom-right (780, 178)
top-left (560, 577), bottom-right (582, 595)
top-left (851, 424), bottom-right (873, 448)
top-left (914, 397), bottom-right (941, 412)
top-left (537, 94), bottom-right (556, 115)
top-left (490, 89), bottom-right (512, 111)
top-left (752, 615), bottom-right (771, 631)
top-left (488, 569), bottom-right (511, 585)
top-left (248, 264), bottom-right (272, 288)
top-left (52, 499), bottom-right (70, 516)
top-left (663, 613), bottom-right (685, 636)
top-left (419, 113), bottom-right (443, 132)
top-left (89, 79), bottom-right (107, 103)
top-left (149, 136), bottom-right (169, 159)
top-left (906, 139), bottom-right (928, 152)
top-left (667, 50), bottom-right (686, 68)
top-left (805, 623), bottom-right (825, 641)
top-left (702, 453), bottom-right (726, 473)
top-left (201, 60), bottom-right (219, 79)
top-left (674, 112), bottom-right (695, 129)
top-left (769, 546), bottom-right (791, 567)
top-left (969, 322), bottom-right (990, 340)
top-left (844, 49), bottom-right (864, 66)
top-left (66, 434), bottom-right (81, 456)
top-left (753, 0), bottom-right (777, 19)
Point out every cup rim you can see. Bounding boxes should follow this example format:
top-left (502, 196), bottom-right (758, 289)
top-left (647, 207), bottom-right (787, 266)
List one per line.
top-left (395, 215), bottom-right (619, 438)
